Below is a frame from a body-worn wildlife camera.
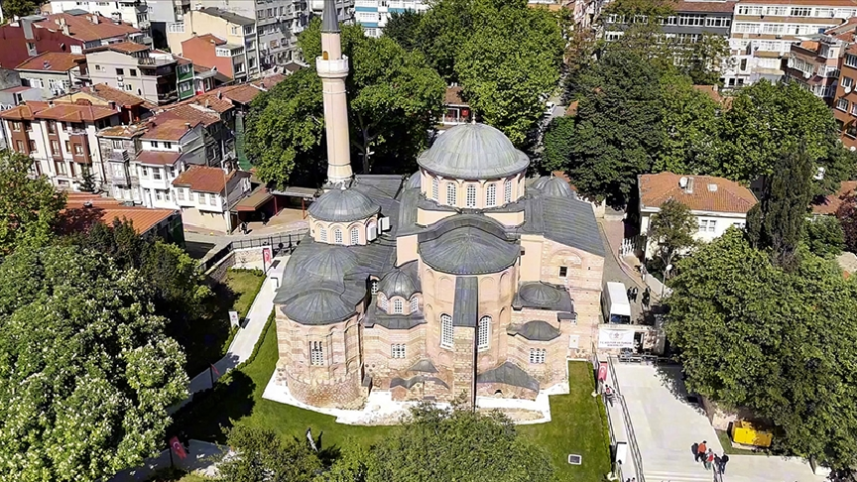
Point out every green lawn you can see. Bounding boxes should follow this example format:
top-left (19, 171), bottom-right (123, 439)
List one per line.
top-left (172, 319), bottom-right (610, 481)
top-left (519, 362), bottom-right (612, 482)
top-left (223, 269), bottom-right (266, 320)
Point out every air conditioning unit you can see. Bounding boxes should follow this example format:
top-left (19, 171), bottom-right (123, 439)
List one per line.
top-left (846, 85), bottom-right (852, 94)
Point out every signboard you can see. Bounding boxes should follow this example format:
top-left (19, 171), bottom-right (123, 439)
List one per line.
top-left (598, 327), bottom-right (636, 349)
top-left (262, 246), bottom-right (273, 266)
top-left (568, 334), bottom-right (580, 349)
top-left (229, 310), bottom-right (240, 328)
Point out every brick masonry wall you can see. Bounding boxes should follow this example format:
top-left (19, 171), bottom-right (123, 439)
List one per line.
top-left (205, 250), bottom-right (236, 283)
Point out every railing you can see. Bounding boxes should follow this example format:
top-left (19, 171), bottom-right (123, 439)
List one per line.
top-left (607, 356), bottom-right (647, 482)
top-left (197, 231), bottom-right (308, 273)
top-left (109, 149), bottom-right (129, 162)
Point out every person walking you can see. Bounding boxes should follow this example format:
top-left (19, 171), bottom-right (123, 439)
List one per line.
top-left (631, 287), bottom-right (639, 302)
top-left (719, 454), bottom-right (729, 474)
top-left (604, 385), bottom-right (615, 407)
top-left (704, 449), bottom-right (714, 470)
top-left (642, 288), bottom-right (650, 309)
top-left (713, 453), bottom-right (722, 474)
top-left (695, 440), bottom-right (707, 462)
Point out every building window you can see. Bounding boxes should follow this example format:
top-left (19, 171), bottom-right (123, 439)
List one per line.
top-left (371, 280), bottom-right (379, 295)
top-left (441, 314), bottom-right (453, 348)
top-left (391, 344), bottom-right (406, 359)
top-left (559, 266), bottom-right (568, 277)
top-left (504, 179), bottom-right (512, 203)
top-left (64, 141), bottom-right (71, 152)
top-left (28, 140), bottom-right (36, 152)
top-left (208, 193), bottom-right (215, 205)
top-left (50, 140), bottom-right (60, 155)
top-left (410, 297), bottom-right (418, 312)
top-left (446, 183), bottom-right (456, 205)
top-left (11, 121), bottom-right (21, 131)
top-left (141, 166), bottom-right (148, 177)
top-left (351, 227), bottom-right (359, 245)
top-left (380, 295), bottom-right (388, 311)
top-left (151, 141), bottom-right (159, 148)
top-left (847, 54), bottom-right (857, 69)
top-left (732, 222), bottom-right (746, 229)
top-left (486, 183), bottom-right (496, 207)
top-left (320, 227), bottom-right (328, 242)
top-left (466, 184), bottom-right (476, 207)
top-left (393, 299), bottom-right (403, 314)
top-left (164, 142), bottom-right (172, 149)
top-left (15, 140), bottom-right (24, 152)
top-left (74, 144), bottom-right (83, 155)
top-left (432, 177), bottom-right (438, 200)
top-left (116, 68), bottom-right (124, 76)
top-left (837, 98), bottom-right (849, 111)
top-left (156, 190), bottom-right (163, 201)
top-left (56, 161), bottom-right (68, 175)
top-left (130, 69), bottom-right (137, 77)
top-left (48, 121), bottom-right (56, 134)
top-left (529, 348), bottom-right (546, 364)
top-left (112, 139), bottom-right (123, 149)
top-left (698, 219), bottom-right (717, 233)
top-left (334, 229), bottom-right (343, 244)
top-left (478, 316), bottom-right (490, 351)
top-left (309, 341), bottom-right (324, 366)
top-left (153, 168), bottom-right (162, 180)
top-left (177, 189), bottom-right (185, 200)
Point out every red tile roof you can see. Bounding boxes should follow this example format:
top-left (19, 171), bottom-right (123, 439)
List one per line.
top-left (738, 0), bottom-right (857, 4)
top-left (812, 181), bottom-right (857, 215)
top-left (0, 102), bottom-right (47, 120)
top-left (86, 84), bottom-right (156, 109)
top-left (251, 73), bottom-right (287, 89)
top-left (91, 41), bottom-right (150, 54)
top-left (159, 103), bottom-right (223, 126)
top-left (142, 118), bottom-right (199, 141)
top-left (61, 193), bottom-right (176, 235)
top-left (214, 84), bottom-right (264, 104)
top-left (16, 52), bottom-right (85, 72)
top-left (172, 166), bottom-right (233, 193)
top-left (445, 86), bottom-right (467, 106)
top-left (42, 13), bottom-right (139, 42)
top-left (0, 101), bottom-right (116, 122)
top-left (0, 86), bottom-right (34, 93)
top-left (137, 150), bottom-right (182, 166)
top-left (639, 172), bottom-right (758, 214)
top-left (189, 33), bottom-right (226, 46)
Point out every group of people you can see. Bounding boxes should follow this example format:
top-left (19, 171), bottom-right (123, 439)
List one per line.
top-left (626, 285), bottom-right (652, 309)
top-left (694, 440), bottom-right (729, 474)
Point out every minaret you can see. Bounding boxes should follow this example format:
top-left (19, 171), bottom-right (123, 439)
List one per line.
top-left (317, 0), bottom-right (353, 186)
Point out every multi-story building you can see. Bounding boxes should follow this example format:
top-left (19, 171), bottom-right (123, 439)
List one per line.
top-left (158, 97), bottom-right (236, 166)
top-left (49, 0), bottom-right (152, 40)
top-left (353, 0), bottom-right (428, 37)
top-left (833, 42), bottom-right (857, 149)
top-left (180, 34), bottom-right (249, 83)
top-left (0, 12), bottom-right (141, 70)
top-left (784, 35), bottom-right (849, 105)
top-left (15, 52), bottom-right (86, 99)
top-left (166, 8), bottom-right (259, 79)
top-left (171, 165), bottom-right (251, 232)
top-left (0, 100), bottom-right (121, 191)
top-left (135, 118), bottom-right (207, 208)
top-left (83, 42), bottom-right (179, 105)
top-left (725, 0), bottom-right (857, 86)
top-left (603, 1), bottom-right (735, 45)
top-left (53, 83), bottom-right (155, 124)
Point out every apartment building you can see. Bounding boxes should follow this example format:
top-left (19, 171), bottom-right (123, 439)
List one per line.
top-left (0, 12), bottom-right (141, 70)
top-left (833, 43), bottom-right (857, 149)
top-left (603, 0), bottom-right (736, 43)
top-left (15, 52), bottom-right (87, 99)
top-left (354, 0), bottom-right (428, 37)
top-left (166, 8), bottom-right (259, 79)
top-left (49, 0), bottom-right (152, 39)
top-left (725, 0), bottom-right (857, 86)
top-left (171, 165), bottom-right (251, 232)
top-left (136, 118), bottom-right (207, 208)
top-left (784, 35), bottom-right (848, 105)
top-left (158, 97), bottom-right (236, 166)
top-left (0, 100), bottom-right (121, 191)
top-left (181, 34), bottom-right (249, 83)
top-left (53, 83), bottom-right (155, 124)
top-left (84, 42), bottom-right (179, 105)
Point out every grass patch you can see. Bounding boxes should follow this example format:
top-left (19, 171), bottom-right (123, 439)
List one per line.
top-left (183, 269), bottom-right (265, 376)
top-left (173, 323), bottom-right (609, 481)
top-left (716, 429), bottom-right (765, 456)
top-left (519, 362), bottom-right (612, 482)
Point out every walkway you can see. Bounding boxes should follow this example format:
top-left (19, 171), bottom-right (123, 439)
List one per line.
top-left (598, 219), bottom-right (648, 323)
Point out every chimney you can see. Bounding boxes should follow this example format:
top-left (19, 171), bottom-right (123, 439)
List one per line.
top-left (62, 25), bottom-right (70, 36)
top-left (217, 91), bottom-right (222, 100)
top-left (108, 101), bottom-right (116, 110)
top-left (205, 98), bottom-right (210, 107)
top-left (90, 15), bottom-right (99, 24)
top-left (185, 122), bottom-right (191, 130)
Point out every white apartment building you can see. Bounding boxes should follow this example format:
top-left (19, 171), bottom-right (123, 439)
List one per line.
top-left (353, 0), bottom-right (428, 37)
top-left (171, 165), bottom-right (251, 232)
top-left (50, 0), bottom-right (151, 36)
top-left (725, 0), bottom-right (857, 86)
top-left (135, 118), bottom-right (206, 208)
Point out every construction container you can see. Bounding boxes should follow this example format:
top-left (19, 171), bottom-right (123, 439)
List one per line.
top-left (732, 421), bottom-right (773, 448)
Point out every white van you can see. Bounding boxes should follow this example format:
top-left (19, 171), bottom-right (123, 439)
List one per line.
top-left (602, 282), bottom-right (632, 324)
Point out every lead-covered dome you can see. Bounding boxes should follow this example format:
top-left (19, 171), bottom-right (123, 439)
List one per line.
top-left (308, 187), bottom-right (380, 222)
top-left (540, 177), bottom-right (575, 198)
top-left (418, 124), bottom-right (529, 180)
top-left (378, 269), bottom-right (418, 299)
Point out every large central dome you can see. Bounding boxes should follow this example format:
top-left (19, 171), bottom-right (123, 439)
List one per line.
top-left (418, 124), bottom-right (529, 180)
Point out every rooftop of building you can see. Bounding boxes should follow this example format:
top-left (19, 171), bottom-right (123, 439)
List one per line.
top-left (158, 103), bottom-right (223, 126)
top-left (673, 0), bottom-right (737, 13)
top-left (16, 52), bottom-right (85, 72)
top-left (198, 7), bottom-right (256, 26)
top-left (0, 100), bottom-right (117, 122)
top-left (61, 192), bottom-right (176, 235)
top-left (85, 83), bottom-right (156, 109)
top-left (444, 86), bottom-right (467, 106)
top-left (137, 150), bottom-right (182, 166)
top-left (142, 118), bottom-right (200, 141)
top-left (172, 165), bottom-right (234, 193)
top-left (85, 41), bottom-right (150, 55)
top-left (812, 180), bottom-right (857, 215)
top-left (737, 0), bottom-right (857, 5)
top-left (185, 33), bottom-right (227, 46)
top-left (639, 172), bottom-right (758, 214)
top-left (36, 12), bottom-right (140, 42)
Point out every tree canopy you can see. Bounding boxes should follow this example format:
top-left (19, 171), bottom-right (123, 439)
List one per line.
top-left (1, 0), bottom-right (37, 20)
top-left (219, 425), bottom-right (322, 482)
top-left (648, 198), bottom-right (698, 280)
top-left (665, 230), bottom-right (857, 470)
top-left (801, 215), bottom-right (845, 259)
top-left (0, 150), bottom-right (67, 255)
top-left (0, 246), bottom-right (188, 482)
top-left (837, 194), bottom-right (857, 253)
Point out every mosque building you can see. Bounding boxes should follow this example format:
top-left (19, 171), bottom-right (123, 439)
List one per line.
top-left (271, 0), bottom-right (605, 409)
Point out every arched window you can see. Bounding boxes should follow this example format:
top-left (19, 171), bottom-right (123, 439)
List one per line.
top-left (504, 179), bottom-right (512, 203)
top-left (350, 227), bottom-right (359, 245)
top-left (529, 348), bottom-right (546, 364)
top-left (440, 314), bottom-right (453, 348)
top-left (486, 184), bottom-right (496, 207)
top-left (367, 222), bottom-right (377, 241)
top-left (319, 227), bottom-right (328, 242)
top-left (334, 228), bottom-right (343, 244)
top-left (371, 280), bottom-right (379, 295)
top-left (466, 185), bottom-right (477, 208)
top-left (310, 341), bottom-right (324, 366)
top-left (446, 183), bottom-right (457, 206)
top-left (432, 177), bottom-right (439, 200)
top-left (380, 295), bottom-right (388, 311)
top-left (393, 299), bottom-right (403, 314)
top-left (410, 297), bottom-right (419, 313)
top-left (478, 316), bottom-right (490, 350)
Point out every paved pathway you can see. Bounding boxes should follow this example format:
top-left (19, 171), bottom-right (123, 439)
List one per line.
top-left (598, 219), bottom-right (648, 323)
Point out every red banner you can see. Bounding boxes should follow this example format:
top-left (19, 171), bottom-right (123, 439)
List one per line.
top-left (597, 362), bottom-right (608, 382)
top-left (170, 436), bottom-right (187, 460)
top-left (262, 246), bottom-right (273, 265)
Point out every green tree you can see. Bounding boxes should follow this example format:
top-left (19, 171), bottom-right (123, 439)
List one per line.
top-left (837, 194), bottom-right (857, 253)
top-left (383, 10), bottom-right (423, 51)
top-left (541, 116), bottom-right (575, 173)
top-left (653, 74), bottom-right (720, 174)
top-left (801, 215), bottom-right (845, 258)
top-left (1, 0), bottom-right (37, 20)
top-left (218, 425), bottom-right (322, 482)
top-left (0, 246), bottom-right (188, 482)
top-left (321, 403), bottom-right (554, 482)
top-left (0, 150), bottom-right (67, 255)
top-left (648, 199), bottom-right (698, 282)
top-left (666, 230), bottom-right (857, 471)
top-left (747, 147), bottom-right (814, 270)
top-left (79, 166), bottom-right (97, 193)
top-left (566, 49), bottom-right (664, 206)
top-left (677, 32), bottom-right (732, 86)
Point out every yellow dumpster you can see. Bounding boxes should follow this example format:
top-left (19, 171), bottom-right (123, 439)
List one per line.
top-left (731, 421), bottom-right (773, 448)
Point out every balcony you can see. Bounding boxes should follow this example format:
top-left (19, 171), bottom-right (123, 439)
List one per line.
top-left (110, 162), bottom-right (130, 186)
top-left (316, 57), bottom-right (349, 77)
top-left (138, 56), bottom-right (175, 67)
top-left (109, 149), bottom-right (130, 162)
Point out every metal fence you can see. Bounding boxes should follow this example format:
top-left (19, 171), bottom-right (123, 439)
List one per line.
top-left (197, 231), bottom-right (308, 273)
top-left (607, 355), bottom-right (647, 482)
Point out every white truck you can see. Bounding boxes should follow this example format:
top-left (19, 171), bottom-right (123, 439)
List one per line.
top-left (602, 281), bottom-right (632, 325)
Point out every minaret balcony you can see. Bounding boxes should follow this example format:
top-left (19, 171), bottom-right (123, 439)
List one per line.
top-left (316, 56), bottom-right (350, 78)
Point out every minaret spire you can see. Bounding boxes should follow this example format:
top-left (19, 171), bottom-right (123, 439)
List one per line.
top-left (317, 0), bottom-right (352, 186)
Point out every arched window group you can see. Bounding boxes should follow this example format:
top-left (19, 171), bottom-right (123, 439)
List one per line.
top-left (466, 185), bottom-right (477, 207)
top-left (393, 299), bottom-right (403, 314)
top-left (334, 229), bottom-right (343, 244)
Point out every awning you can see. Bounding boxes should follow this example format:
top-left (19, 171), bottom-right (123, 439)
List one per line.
top-left (270, 186), bottom-right (318, 199)
top-left (235, 187), bottom-right (273, 212)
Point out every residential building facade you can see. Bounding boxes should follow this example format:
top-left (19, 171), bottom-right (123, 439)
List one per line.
top-left (725, 0), bottom-right (857, 86)
top-left (180, 34), bottom-right (248, 82)
top-left (638, 172), bottom-right (758, 260)
top-left (166, 8), bottom-right (259, 79)
top-left (603, 1), bottom-right (735, 42)
top-left (785, 36), bottom-right (847, 105)
top-left (353, 0), bottom-right (428, 37)
top-left (49, 0), bottom-right (152, 40)
top-left (15, 52), bottom-right (86, 99)
top-left (171, 165), bottom-right (251, 232)
top-left (53, 83), bottom-right (154, 124)
top-left (84, 42), bottom-right (179, 105)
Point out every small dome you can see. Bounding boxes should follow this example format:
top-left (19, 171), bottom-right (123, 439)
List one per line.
top-left (531, 176), bottom-right (551, 190)
top-left (518, 320), bottom-right (561, 341)
top-left (541, 177), bottom-right (575, 198)
top-left (405, 171), bottom-right (421, 189)
top-left (308, 188), bottom-right (380, 223)
top-left (419, 216), bottom-right (520, 275)
top-left (282, 289), bottom-right (354, 324)
top-left (291, 245), bottom-right (359, 282)
top-left (520, 283), bottom-right (562, 306)
top-left (417, 124), bottom-right (529, 180)
top-left (378, 269), bottom-right (418, 299)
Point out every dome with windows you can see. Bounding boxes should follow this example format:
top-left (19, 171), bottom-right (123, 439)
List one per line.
top-left (417, 124), bottom-right (529, 180)
top-left (308, 187), bottom-right (380, 223)
top-left (378, 268), bottom-right (418, 299)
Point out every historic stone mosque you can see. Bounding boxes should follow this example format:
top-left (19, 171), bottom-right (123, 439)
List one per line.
top-left (271, 0), bottom-right (606, 410)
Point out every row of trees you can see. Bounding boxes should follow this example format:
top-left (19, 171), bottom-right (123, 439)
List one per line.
top-left (218, 403), bottom-right (554, 482)
top-left (246, 0), bottom-right (565, 188)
